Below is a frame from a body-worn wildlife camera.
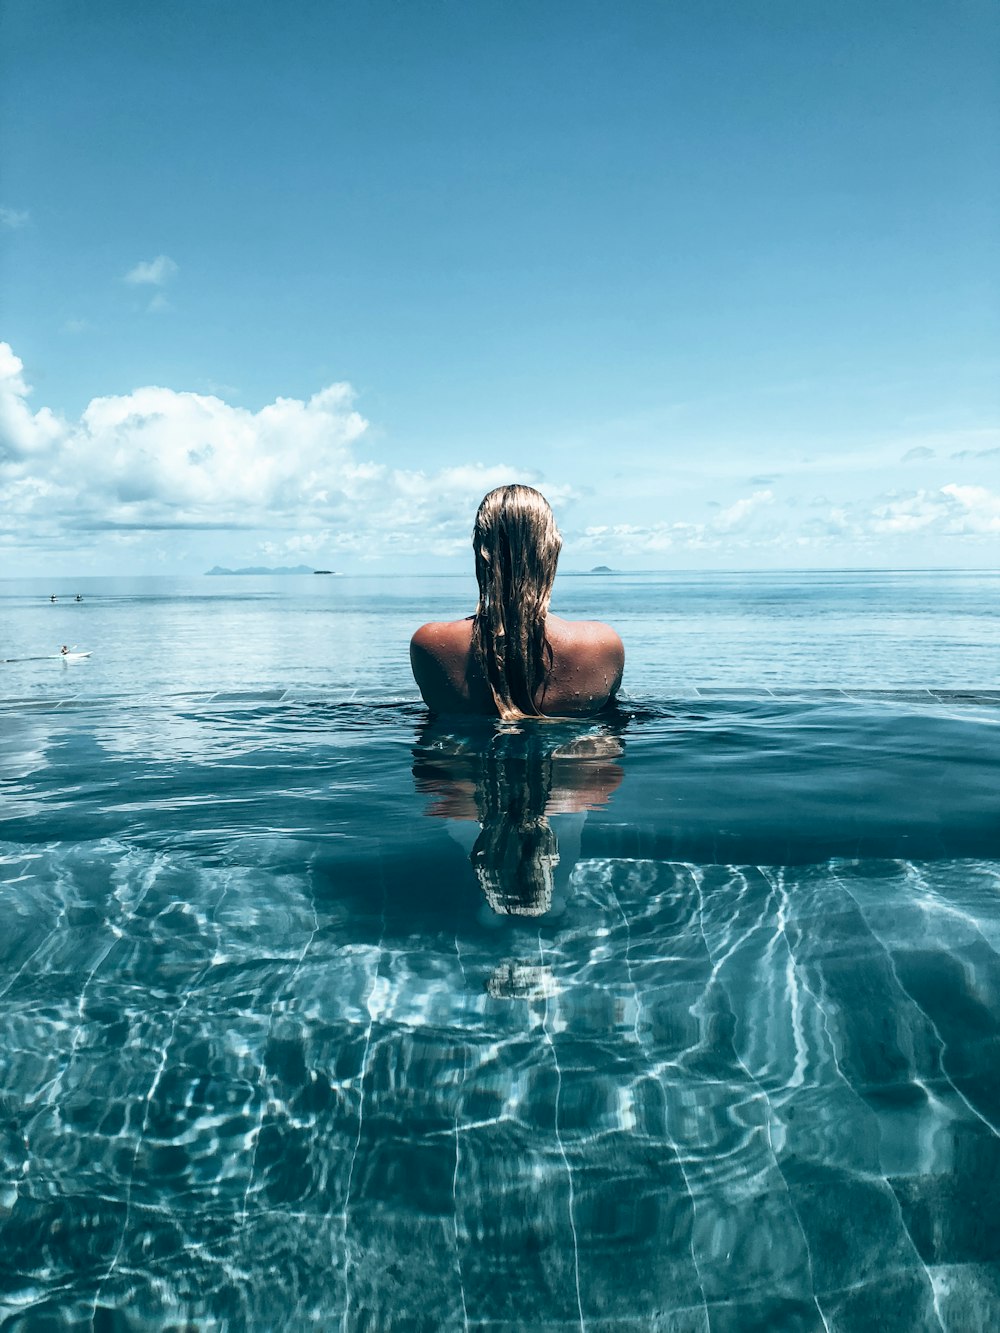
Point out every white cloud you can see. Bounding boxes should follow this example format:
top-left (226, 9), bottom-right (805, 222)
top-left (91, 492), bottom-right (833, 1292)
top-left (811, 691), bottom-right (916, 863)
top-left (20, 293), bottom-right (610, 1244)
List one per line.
top-left (0, 344), bottom-right (66, 463)
top-left (0, 342), bottom-right (555, 563)
top-left (124, 254), bottom-right (179, 286)
top-left (870, 491), bottom-right (943, 534)
top-left (867, 485), bottom-right (1000, 537)
top-left (572, 490), bottom-right (776, 555)
top-left (713, 489), bottom-right (773, 531)
top-left (0, 206), bottom-right (29, 229)
top-left (940, 484), bottom-right (1000, 533)
top-left (4, 341), bottom-right (998, 572)
top-left (572, 478), bottom-right (1000, 561)
top-left (901, 446), bottom-right (935, 462)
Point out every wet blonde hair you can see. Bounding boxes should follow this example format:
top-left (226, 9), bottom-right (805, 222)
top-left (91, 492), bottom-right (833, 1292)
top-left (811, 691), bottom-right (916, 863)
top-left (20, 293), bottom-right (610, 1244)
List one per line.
top-left (471, 484), bottom-right (562, 720)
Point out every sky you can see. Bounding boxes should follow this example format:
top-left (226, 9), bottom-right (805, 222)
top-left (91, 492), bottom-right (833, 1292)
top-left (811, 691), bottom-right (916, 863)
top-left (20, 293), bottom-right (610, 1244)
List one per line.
top-left (1, 0), bottom-right (998, 575)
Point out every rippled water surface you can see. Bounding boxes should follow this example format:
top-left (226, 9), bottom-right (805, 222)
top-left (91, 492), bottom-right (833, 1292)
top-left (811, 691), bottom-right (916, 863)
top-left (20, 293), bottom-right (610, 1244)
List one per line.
top-left (1, 572), bottom-right (999, 1330)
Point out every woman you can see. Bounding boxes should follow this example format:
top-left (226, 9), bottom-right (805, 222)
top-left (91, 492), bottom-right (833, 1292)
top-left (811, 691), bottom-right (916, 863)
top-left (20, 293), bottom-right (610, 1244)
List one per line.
top-left (410, 484), bottom-right (624, 718)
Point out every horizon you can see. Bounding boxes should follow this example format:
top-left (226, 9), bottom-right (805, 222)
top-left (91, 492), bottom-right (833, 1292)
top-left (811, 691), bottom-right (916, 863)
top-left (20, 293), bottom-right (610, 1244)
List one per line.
top-left (7, 564), bottom-right (1000, 583)
top-left (2, 1), bottom-right (998, 576)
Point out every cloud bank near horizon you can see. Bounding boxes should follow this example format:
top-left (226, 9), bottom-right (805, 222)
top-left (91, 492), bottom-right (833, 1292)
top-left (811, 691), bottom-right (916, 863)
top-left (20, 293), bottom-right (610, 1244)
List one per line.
top-left (0, 343), bottom-right (565, 566)
top-left (1, 342), bottom-right (998, 572)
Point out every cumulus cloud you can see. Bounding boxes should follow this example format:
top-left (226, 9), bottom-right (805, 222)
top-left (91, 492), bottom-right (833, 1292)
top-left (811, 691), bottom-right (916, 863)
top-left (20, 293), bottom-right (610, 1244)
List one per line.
top-left (0, 342), bottom-right (561, 562)
top-left (714, 489), bottom-right (773, 531)
top-left (0, 206), bottom-right (29, 229)
top-left (940, 484), bottom-right (1000, 532)
top-left (870, 490), bottom-right (944, 534)
top-left (0, 344), bottom-right (66, 463)
top-left (124, 254), bottom-right (179, 286)
top-left (576, 489), bottom-right (776, 554)
top-left (575, 477), bottom-right (1000, 560)
top-left (870, 485), bottom-right (1000, 536)
top-left (4, 340), bottom-right (998, 569)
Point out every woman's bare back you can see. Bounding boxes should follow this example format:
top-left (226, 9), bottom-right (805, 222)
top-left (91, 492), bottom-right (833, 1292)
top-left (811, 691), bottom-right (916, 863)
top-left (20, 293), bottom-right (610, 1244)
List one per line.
top-left (410, 614), bottom-right (625, 717)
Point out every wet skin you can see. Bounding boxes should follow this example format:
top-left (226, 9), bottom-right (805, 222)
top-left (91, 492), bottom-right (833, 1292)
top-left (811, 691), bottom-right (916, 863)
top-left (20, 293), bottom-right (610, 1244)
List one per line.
top-left (409, 613), bottom-right (625, 717)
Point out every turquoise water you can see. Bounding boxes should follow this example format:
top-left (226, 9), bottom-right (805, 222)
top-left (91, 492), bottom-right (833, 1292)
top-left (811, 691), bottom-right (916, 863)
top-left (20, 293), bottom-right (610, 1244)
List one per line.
top-left (2, 571), bottom-right (1000, 1330)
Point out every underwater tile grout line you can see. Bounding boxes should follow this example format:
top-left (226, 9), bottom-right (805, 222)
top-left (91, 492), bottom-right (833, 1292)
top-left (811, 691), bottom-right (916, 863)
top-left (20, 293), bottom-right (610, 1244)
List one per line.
top-left (239, 856), bottom-right (323, 1230)
top-left (604, 870), bottom-right (712, 1332)
top-left (90, 856), bottom-right (204, 1318)
top-left (451, 932), bottom-right (472, 1333)
top-left (756, 865), bottom-right (944, 1331)
top-left (339, 859), bottom-right (389, 1333)
top-left (757, 863), bottom-right (871, 1109)
top-left (0, 886), bottom-right (70, 1009)
top-left (761, 867), bottom-right (812, 1094)
top-left (690, 864), bottom-right (833, 1332)
top-left (899, 859), bottom-right (1000, 962)
top-left (818, 867), bottom-right (983, 1332)
top-left (828, 867), bottom-right (1000, 1143)
top-left (537, 929), bottom-right (586, 1333)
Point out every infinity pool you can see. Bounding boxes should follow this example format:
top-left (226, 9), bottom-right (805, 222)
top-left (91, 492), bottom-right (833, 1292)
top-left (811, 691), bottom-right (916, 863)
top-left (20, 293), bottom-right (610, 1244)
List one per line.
top-left (2, 682), bottom-right (999, 1330)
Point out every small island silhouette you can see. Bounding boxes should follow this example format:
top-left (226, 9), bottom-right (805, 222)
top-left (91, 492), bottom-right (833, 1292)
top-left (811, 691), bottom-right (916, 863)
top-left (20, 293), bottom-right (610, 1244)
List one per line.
top-left (205, 564), bottom-right (319, 576)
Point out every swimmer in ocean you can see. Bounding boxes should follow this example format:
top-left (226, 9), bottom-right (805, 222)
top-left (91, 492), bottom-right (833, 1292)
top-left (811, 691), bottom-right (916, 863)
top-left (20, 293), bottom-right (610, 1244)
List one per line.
top-left (410, 484), bottom-right (624, 718)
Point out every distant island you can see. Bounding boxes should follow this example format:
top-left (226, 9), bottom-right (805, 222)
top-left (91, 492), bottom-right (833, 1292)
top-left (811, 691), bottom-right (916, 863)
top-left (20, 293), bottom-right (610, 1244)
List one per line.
top-left (561, 565), bottom-right (622, 577)
top-left (205, 564), bottom-right (319, 576)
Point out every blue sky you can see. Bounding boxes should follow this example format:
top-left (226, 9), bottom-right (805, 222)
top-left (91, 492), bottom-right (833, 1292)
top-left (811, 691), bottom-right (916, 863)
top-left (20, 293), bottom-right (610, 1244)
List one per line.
top-left (1, 0), bottom-right (998, 574)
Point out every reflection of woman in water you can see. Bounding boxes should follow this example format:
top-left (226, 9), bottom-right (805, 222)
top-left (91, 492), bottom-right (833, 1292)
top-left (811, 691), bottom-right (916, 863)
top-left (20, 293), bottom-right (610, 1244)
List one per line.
top-left (469, 730), bottom-right (560, 916)
top-left (410, 485), bottom-right (624, 718)
top-left (413, 719), bottom-right (624, 917)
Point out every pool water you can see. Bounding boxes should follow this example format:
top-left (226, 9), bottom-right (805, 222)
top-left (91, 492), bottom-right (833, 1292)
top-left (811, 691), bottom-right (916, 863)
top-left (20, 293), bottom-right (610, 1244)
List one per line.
top-left (1, 572), bottom-right (999, 1330)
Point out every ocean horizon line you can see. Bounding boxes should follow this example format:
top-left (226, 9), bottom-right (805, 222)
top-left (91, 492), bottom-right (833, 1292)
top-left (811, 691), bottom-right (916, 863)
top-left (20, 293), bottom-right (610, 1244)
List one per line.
top-left (4, 564), bottom-right (1000, 582)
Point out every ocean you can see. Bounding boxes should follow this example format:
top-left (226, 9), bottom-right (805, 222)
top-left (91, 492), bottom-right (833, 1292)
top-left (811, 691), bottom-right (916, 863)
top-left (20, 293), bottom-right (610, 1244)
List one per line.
top-left (1, 570), bottom-right (999, 1330)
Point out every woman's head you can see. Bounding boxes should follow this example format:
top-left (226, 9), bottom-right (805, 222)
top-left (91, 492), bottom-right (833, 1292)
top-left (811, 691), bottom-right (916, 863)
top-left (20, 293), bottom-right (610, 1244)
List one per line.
top-left (471, 485), bottom-right (562, 719)
top-left (473, 484), bottom-right (561, 615)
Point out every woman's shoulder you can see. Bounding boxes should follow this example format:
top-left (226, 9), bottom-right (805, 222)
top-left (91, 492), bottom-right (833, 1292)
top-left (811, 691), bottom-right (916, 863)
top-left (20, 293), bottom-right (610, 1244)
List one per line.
top-left (542, 615), bottom-right (625, 713)
top-left (546, 614), bottom-right (624, 656)
top-left (410, 617), bottom-right (475, 654)
top-left (410, 618), bottom-right (482, 714)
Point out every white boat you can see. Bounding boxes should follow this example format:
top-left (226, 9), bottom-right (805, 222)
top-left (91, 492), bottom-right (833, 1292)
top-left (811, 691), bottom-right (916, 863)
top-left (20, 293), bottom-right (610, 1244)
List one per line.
top-left (0, 649), bottom-right (92, 663)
